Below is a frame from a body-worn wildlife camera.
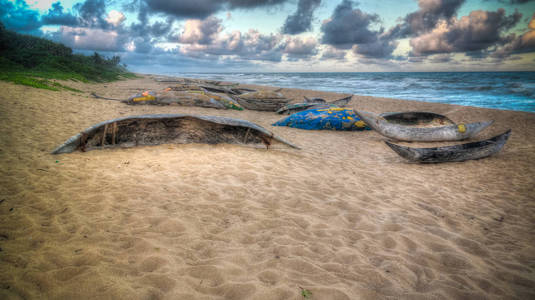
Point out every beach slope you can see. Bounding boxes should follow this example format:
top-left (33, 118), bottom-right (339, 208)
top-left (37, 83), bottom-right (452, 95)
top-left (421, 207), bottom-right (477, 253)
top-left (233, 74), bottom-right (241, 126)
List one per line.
top-left (1, 76), bottom-right (534, 299)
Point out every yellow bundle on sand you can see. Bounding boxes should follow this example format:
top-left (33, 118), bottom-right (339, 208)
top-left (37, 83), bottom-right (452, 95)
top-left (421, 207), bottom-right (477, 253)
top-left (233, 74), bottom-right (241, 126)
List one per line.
top-left (131, 91), bottom-right (156, 102)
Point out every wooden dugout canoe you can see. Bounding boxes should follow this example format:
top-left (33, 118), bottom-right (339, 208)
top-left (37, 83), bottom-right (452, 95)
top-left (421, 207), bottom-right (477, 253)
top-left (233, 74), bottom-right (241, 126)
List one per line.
top-left (379, 111), bottom-right (454, 126)
top-left (236, 91), bottom-right (292, 111)
top-left (356, 111), bottom-right (493, 142)
top-left (277, 95), bottom-right (352, 115)
top-left (52, 114), bottom-right (300, 154)
top-left (385, 129), bottom-right (511, 163)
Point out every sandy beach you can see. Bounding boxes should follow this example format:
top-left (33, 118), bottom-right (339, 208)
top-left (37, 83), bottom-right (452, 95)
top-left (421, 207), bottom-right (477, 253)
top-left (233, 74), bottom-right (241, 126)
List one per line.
top-left (1, 75), bottom-right (534, 299)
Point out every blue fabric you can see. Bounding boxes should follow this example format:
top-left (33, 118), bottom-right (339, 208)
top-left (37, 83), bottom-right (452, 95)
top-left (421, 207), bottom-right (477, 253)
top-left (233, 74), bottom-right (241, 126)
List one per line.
top-left (272, 108), bottom-right (370, 131)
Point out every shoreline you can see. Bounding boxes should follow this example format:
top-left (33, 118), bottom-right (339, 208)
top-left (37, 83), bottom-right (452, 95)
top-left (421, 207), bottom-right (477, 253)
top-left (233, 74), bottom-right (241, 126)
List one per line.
top-left (148, 72), bottom-right (535, 113)
top-left (1, 75), bottom-right (534, 299)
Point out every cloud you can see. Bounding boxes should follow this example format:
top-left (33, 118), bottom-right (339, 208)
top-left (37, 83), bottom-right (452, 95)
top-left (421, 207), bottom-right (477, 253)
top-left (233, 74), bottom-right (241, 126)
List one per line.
top-left (42, 2), bottom-right (78, 26)
top-left (179, 23), bottom-right (286, 62)
top-left (321, 0), bottom-right (381, 49)
top-left (320, 46), bottom-right (347, 60)
top-left (492, 13), bottom-right (535, 58)
top-left (397, 0), bottom-right (466, 36)
top-left (351, 33), bottom-right (399, 58)
top-left (106, 10), bottom-right (126, 27)
top-left (74, 0), bottom-right (108, 28)
top-left (283, 36), bottom-right (318, 59)
top-left (496, 0), bottom-right (535, 3)
top-left (320, 0), bottom-right (399, 59)
top-left (179, 16), bottom-right (223, 45)
top-left (53, 26), bottom-right (123, 51)
top-left (0, 0), bottom-right (42, 34)
top-left (410, 9), bottom-right (522, 55)
top-left (282, 0), bottom-right (321, 34)
top-left (142, 0), bottom-right (223, 19)
top-left (226, 0), bottom-right (287, 8)
top-left (428, 53), bottom-right (453, 63)
top-left (142, 0), bottom-right (288, 19)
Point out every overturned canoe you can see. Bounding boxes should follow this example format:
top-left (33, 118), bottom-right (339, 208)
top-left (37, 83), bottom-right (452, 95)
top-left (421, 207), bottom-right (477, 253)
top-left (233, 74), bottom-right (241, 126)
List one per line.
top-left (356, 111), bottom-right (493, 142)
top-left (124, 90), bottom-right (231, 109)
top-left (303, 96), bottom-right (327, 104)
top-left (302, 95), bottom-right (352, 106)
top-left (276, 103), bottom-right (328, 115)
top-left (52, 114), bottom-right (300, 154)
top-left (386, 129), bottom-right (511, 163)
top-left (329, 96), bottom-right (352, 107)
top-left (379, 111), bottom-right (454, 127)
top-left (236, 91), bottom-right (291, 111)
top-left (277, 95), bottom-right (352, 115)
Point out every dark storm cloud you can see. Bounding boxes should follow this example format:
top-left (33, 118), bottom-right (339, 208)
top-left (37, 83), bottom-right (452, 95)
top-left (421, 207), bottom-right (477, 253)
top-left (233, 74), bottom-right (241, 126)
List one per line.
top-left (410, 9), bottom-right (522, 55)
top-left (282, 0), bottom-right (321, 34)
top-left (320, 0), bottom-right (399, 59)
top-left (0, 0), bottom-right (41, 33)
top-left (142, 0), bottom-right (223, 19)
top-left (491, 13), bottom-right (535, 58)
top-left (496, 0), bottom-right (535, 4)
top-left (42, 2), bottom-right (78, 26)
top-left (226, 0), bottom-right (288, 8)
top-left (397, 0), bottom-right (465, 36)
top-left (351, 34), bottom-right (398, 58)
top-left (74, 0), bottom-right (108, 28)
top-left (142, 0), bottom-right (288, 19)
top-left (321, 0), bottom-right (381, 49)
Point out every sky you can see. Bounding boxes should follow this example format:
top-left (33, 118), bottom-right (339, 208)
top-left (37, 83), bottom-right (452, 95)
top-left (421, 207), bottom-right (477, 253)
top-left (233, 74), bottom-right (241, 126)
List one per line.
top-left (1, 0), bottom-right (535, 73)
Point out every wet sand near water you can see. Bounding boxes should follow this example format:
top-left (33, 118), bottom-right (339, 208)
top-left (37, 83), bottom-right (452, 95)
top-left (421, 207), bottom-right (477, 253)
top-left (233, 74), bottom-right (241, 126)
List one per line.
top-left (1, 75), bottom-right (534, 299)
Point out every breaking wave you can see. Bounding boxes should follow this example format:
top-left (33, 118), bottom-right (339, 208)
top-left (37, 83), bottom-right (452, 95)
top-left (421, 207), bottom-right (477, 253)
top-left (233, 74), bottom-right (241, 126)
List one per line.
top-left (171, 72), bottom-right (535, 112)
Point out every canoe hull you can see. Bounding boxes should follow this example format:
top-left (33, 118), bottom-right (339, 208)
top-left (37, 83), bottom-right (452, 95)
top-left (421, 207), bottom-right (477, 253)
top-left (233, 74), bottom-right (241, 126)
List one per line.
top-left (277, 96), bottom-right (352, 115)
top-left (52, 114), bottom-right (300, 154)
top-left (356, 111), bottom-right (493, 141)
top-left (385, 130), bottom-right (511, 163)
top-left (379, 112), bottom-right (454, 126)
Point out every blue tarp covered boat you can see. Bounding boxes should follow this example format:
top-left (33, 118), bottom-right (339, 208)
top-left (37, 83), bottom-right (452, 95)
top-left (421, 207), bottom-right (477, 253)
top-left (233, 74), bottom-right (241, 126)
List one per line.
top-left (272, 108), bottom-right (370, 131)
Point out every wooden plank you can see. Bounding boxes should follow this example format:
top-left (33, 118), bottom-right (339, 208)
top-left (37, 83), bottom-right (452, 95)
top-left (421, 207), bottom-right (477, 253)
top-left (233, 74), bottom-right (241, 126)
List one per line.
top-left (111, 122), bottom-right (117, 145)
top-left (101, 124), bottom-right (108, 146)
top-left (243, 128), bottom-right (251, 143)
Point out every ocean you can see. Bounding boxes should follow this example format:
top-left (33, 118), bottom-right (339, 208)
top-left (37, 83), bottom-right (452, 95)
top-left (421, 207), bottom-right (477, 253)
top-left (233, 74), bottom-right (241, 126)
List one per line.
top-left (174, 72), bottom-right (535, 112)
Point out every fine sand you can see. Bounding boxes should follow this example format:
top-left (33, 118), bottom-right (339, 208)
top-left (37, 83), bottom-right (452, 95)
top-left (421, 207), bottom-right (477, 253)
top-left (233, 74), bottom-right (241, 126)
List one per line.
top-left (1, 75), bottom-right (534, 300)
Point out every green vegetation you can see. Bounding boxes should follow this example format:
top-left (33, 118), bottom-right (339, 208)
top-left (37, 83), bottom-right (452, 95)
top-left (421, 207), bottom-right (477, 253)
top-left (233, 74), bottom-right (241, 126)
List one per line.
top-left (0, 21), bottom-right (136, 91)
top-left (300, 287), bottom-right (312, 299)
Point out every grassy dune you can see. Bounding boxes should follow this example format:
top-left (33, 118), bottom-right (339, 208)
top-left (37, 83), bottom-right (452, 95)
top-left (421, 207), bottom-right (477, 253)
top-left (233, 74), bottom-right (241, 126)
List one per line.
top-left (0, 22), bottom-right (136, 92)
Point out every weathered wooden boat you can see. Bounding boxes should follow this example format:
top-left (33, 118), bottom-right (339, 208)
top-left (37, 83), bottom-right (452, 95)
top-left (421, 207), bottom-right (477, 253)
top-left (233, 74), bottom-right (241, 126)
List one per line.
top-left (302, 95), bottom-right (352, 106)
top-left (385, 129), bottom-right (511, 163)
top-left (154, 76), bottom-right (184, 83)
top-left (52, 114), bottom-right (300, 154)
top-left (168, 84), bottom-right (204, 92)
top-left (199, 84), bottom-right (257, 96)
top-left (379, 111), bottom-right (454, 126)
top-left (277, 95), bottom-right (352, 115)
top-left (124, 90), bottom-right (226, 109)
top-left (356, 111), bottom-right (493, 142)
top-left (206, 92), bottom-right (244, 110)
top-left (303, 96), bottom-right (327, 104)
top-left (276, 103), bottom-right (323, 115)
top-left (236, 91), bottom-right (292, 111)
top-left (329, 95), bottom-right (352, 107)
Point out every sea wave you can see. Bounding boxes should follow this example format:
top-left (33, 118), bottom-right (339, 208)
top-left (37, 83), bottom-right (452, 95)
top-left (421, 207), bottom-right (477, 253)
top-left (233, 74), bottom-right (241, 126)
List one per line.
top-left (174, 72), bottom-right (535, 112)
